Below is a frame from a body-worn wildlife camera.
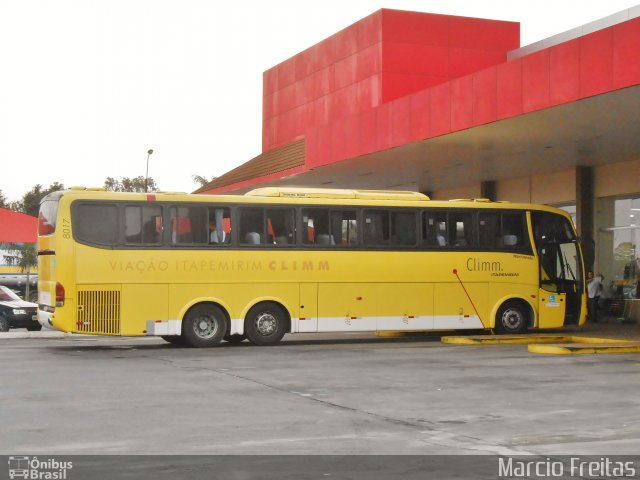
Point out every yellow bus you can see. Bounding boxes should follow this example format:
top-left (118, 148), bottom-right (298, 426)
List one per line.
top-left (37, 187), bottom-right (586, 347)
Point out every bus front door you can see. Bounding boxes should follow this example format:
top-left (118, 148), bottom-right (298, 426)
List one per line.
top-left (537, 288), bottom-right (566, 328)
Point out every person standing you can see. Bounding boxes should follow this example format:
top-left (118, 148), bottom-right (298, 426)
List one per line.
top-left (587, 271), bottom-right (603, 322)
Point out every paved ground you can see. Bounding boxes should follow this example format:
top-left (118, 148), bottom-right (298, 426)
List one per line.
top-left (1, 322), bottom-right (639, 456)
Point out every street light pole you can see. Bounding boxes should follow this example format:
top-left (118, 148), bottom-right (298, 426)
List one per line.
top-left (145, 149), bottom-right (154, 192)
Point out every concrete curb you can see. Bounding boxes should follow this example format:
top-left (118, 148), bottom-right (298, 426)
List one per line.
top-left (441, 334), bottom-right (572, 345)
top-left (529, 342), bottom-right (640, 355)
top-left (0, 331), bottom-right (72, 339)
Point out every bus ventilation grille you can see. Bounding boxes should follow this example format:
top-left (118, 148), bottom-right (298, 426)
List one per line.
top-left (76, 290), bottom-right (121, 335)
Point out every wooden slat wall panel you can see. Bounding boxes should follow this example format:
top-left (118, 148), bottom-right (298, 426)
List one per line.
top-left (195, 140), bottom-right (305, 192)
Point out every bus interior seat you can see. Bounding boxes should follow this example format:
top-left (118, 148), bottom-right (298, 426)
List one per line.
top-left (275, 235), bottom-right (289, 245)
top-left (245, 232), bottom-right (261, 244)
top-left (503, 234), bottom-right (518, 246)
top-left (316, 234), bottom-right (335, 245)
top-left (364, 218), bottom-right (385, 244)
top-left (178, 232), bottom-right (193, 243)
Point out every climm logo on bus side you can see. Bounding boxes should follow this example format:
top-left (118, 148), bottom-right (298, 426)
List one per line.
top-left (465, 258), bottom-right (520, 278)
top-left (466, 257), bottom-right (503, 272)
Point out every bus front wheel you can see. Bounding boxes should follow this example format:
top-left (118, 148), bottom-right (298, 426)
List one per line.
top-left (182, 304), bottom-right (228, 347)
top-left (495, 301), bottom-right (529, 334)
top-left (245, 302), bottom-right (288, 346)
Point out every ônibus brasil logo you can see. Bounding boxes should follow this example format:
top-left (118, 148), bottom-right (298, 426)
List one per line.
top-left (8, 456), bottom-right (73, 479)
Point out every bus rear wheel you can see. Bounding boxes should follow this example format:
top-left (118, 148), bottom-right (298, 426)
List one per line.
top-left (182, 304), bottom-right (228, 347)
top-left (245, 302), bottom-right (288, 346)
top-left (495, 302), bottom-right (528, 334)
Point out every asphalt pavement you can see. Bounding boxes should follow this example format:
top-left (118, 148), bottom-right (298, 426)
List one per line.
top-left (1, 322), bottom-right (639, 456)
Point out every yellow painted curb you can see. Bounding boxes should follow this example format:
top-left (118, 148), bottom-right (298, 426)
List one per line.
top-left (529, 342), bottom-right (640, 355)
top-left (376, 331), bottom-right (408, 338)
top-left (441, 334), bottom-right (572, 345)
top-left (568, 336), bottom-right (633, 344)
top-left (440, 333), bottom-right (640, 354)
top-left (379, 332), bottom-right (640, 354)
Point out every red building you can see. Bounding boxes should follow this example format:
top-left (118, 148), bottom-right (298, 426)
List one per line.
top-left (0, 208), bottom-right (37, 243)
top-left (197, 7), bottom-right (640, 283)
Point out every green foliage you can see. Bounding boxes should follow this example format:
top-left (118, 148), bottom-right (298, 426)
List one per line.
top-left (192, 175), bottom-right (217, 188)
top-left (10, 182), bottom-right (64, 217)
top-left (0, 189), bottom-right (7, 209)
top-left (104, 176), bottom-right (159, 192)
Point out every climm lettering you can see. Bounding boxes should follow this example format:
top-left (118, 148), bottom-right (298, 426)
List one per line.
top-left (466, 258), bottom-right (503, 272)
top-left (268, 260), bottom-right (329, 271)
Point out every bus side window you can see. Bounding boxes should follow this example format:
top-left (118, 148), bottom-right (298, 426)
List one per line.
top-left (125, 206), bottom-right (142, 243)
top-left (423, 212), bottom-right (448, 247)
top-left (391, 211), bottom-right (416, 246)
top-left (208, 207), bottom-right (232, 245)
top-left (364, 210), bottom-right (388, 246)
top-left (170, 206), bottom-right (208, 245)
top-left (75, 203), bottom-right (118, 246)
top-left (479, 212), bottom-right (500, 249)
top-left (266, 208), bottom-right (295, 245)
top-left (238, 207), bottom-right (264, 246)
top-left (450, 212), bottom-right (474, 247)
top-left (302, 209), bottom-right (330, 245)
top-left (331, 210), bottom-right (357, 245)
top-left (501, 213), bottom-right (525, 248)
top-left (125, 205), bottom-right (162, 245)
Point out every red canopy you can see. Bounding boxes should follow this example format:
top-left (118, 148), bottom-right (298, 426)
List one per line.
top-left (0, 208), bottom-right (38, 243)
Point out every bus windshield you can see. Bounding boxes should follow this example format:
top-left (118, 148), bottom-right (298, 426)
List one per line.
top-left (532, 211), bottom-right (582, 287)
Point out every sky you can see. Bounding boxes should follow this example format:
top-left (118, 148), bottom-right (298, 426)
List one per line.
top-left (1, 0), bottom-right (638, 202)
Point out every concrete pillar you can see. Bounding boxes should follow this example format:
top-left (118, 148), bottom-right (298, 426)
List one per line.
top-left (480, 181), bottom-right (496, 201)
top-left (576, 166), bottom-right (595, 272)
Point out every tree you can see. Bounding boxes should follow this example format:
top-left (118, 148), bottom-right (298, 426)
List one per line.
top-left (0, 189), bottom-right (7, 209)
top-left (192, 175), bottom-right (217, 188)
top-left (104, 176), bottom-right (159, 192)
top-left (11, 182), bottom-right (64, 217)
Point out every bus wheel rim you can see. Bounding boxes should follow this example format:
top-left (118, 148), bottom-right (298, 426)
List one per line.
top-left (255, 312), bottom-right (277, 336)
top-left (502, 308), bottom-right (523, 329)
top-left (194, 314), bottom-right (218, 339)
